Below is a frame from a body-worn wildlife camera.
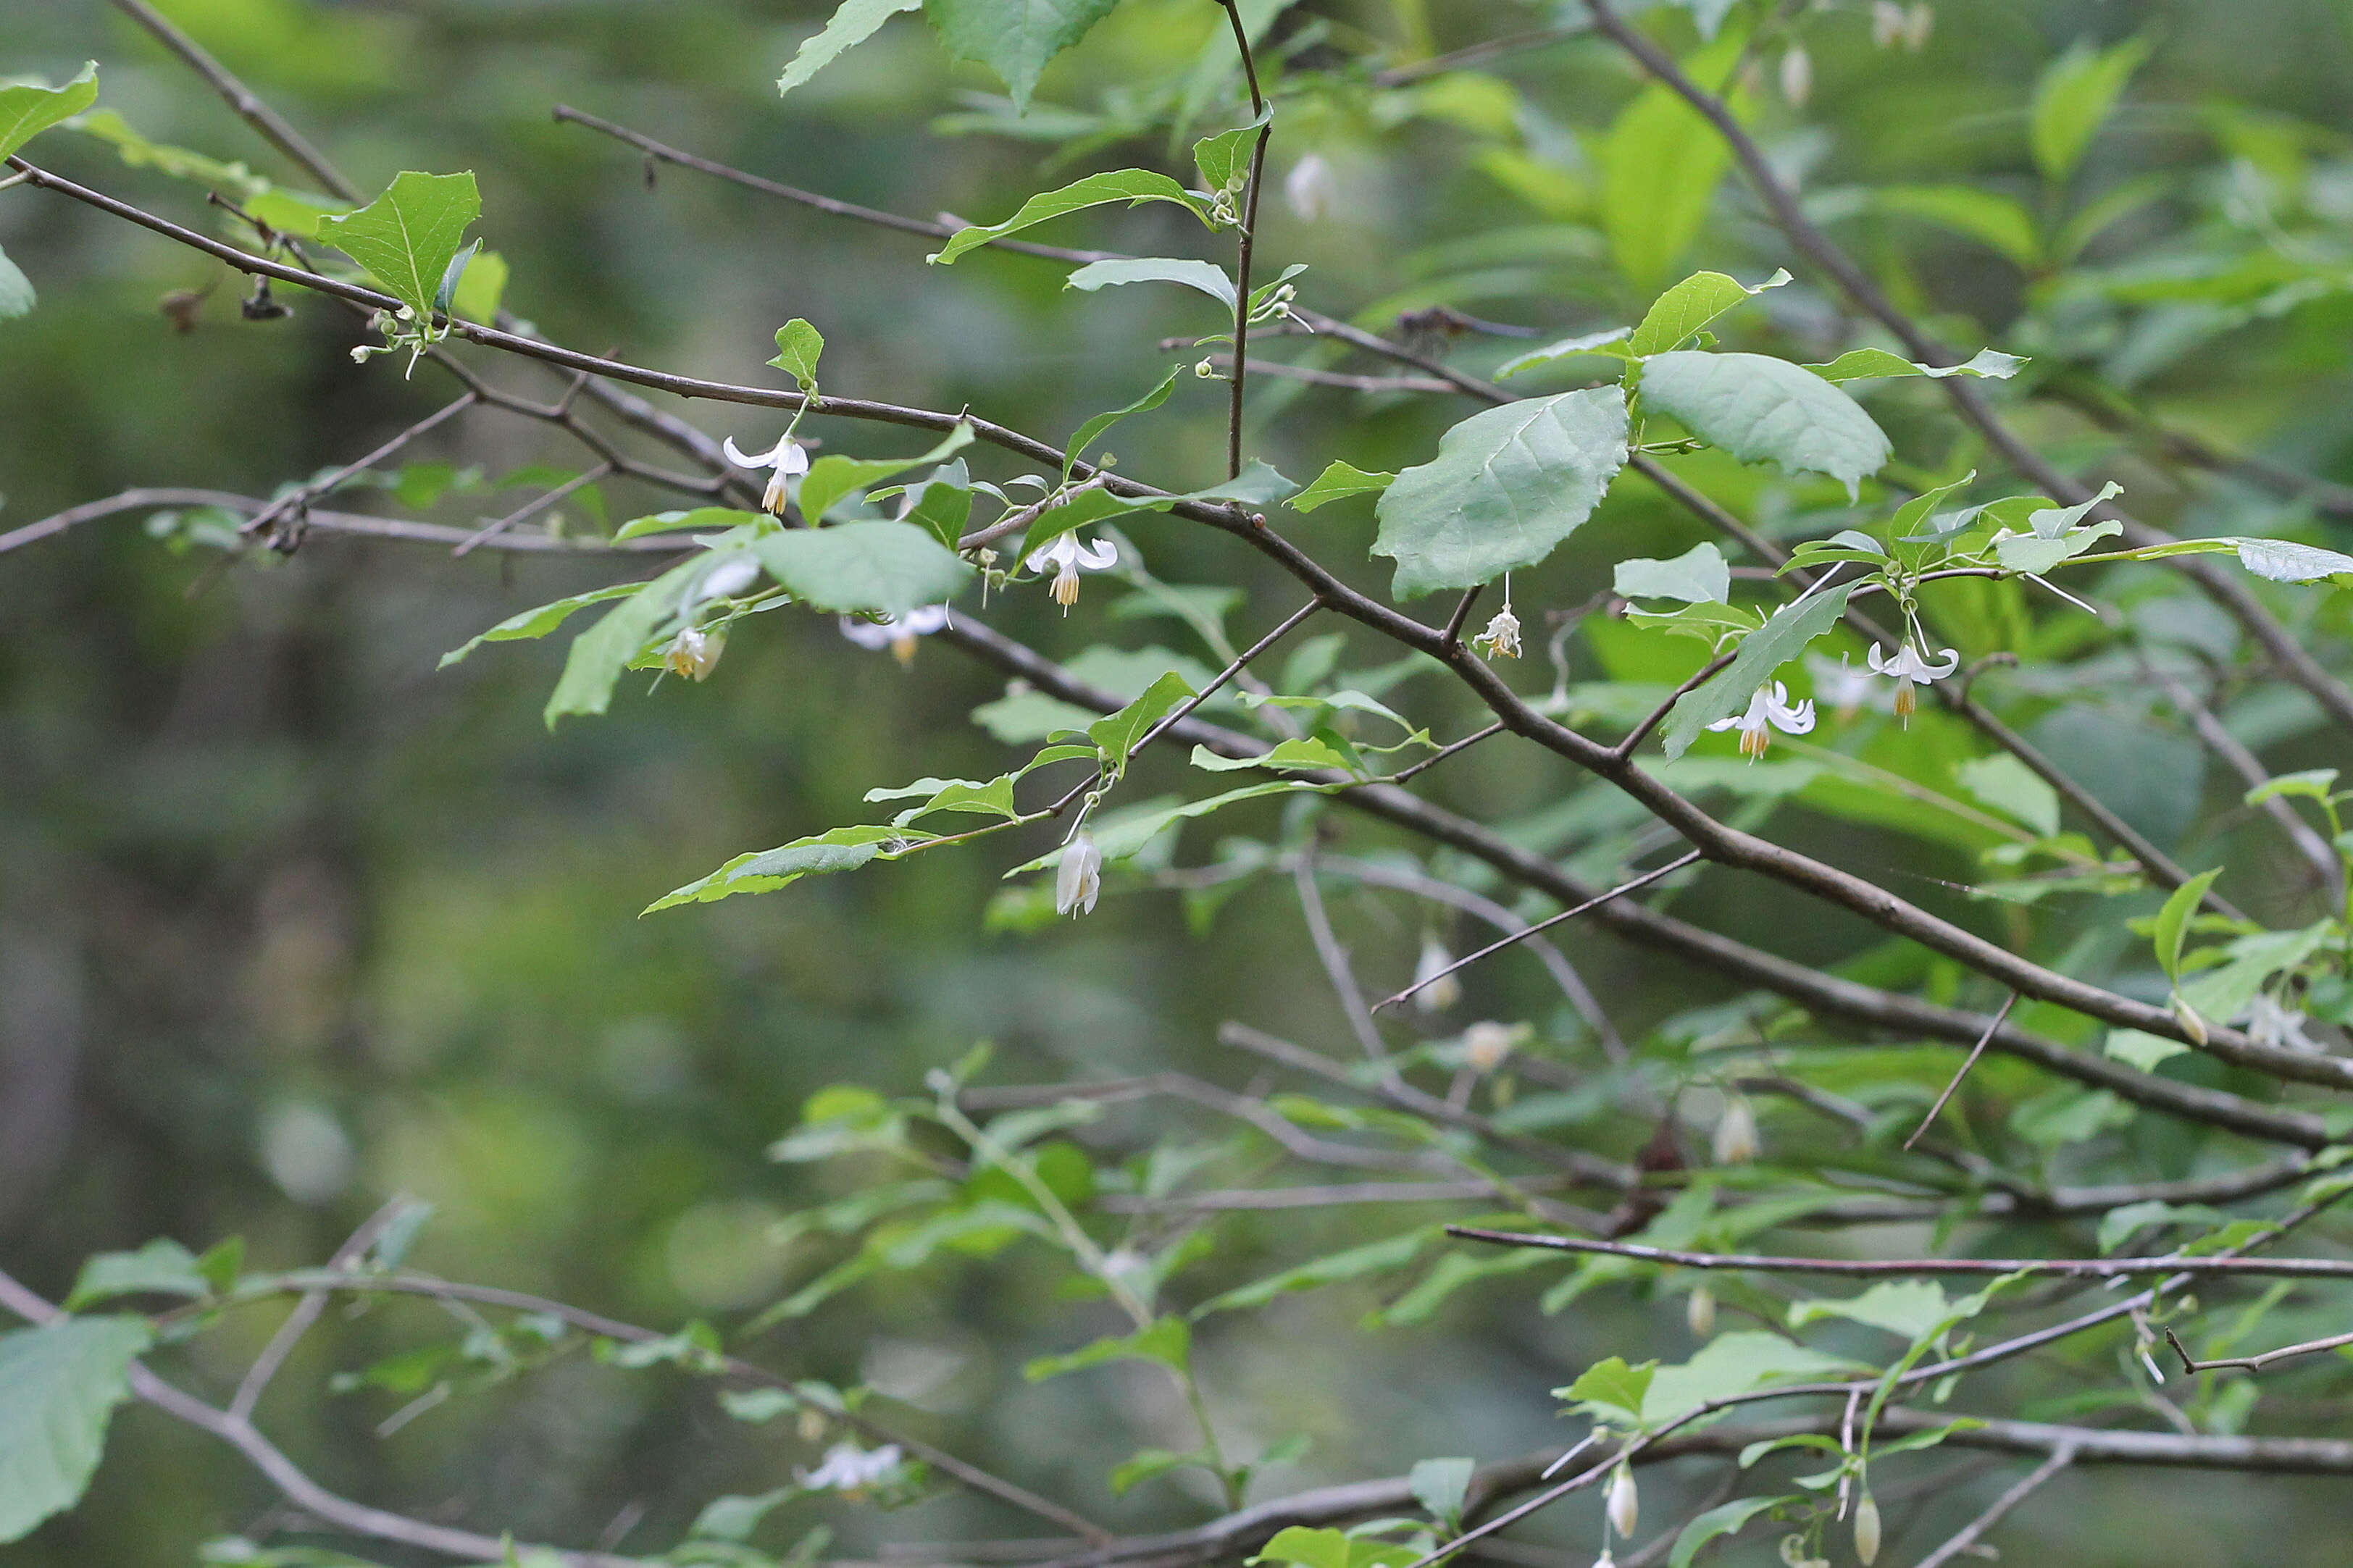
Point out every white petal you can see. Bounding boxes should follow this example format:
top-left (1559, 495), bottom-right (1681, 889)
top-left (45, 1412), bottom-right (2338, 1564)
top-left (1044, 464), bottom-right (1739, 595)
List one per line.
top-left (778, 440), bottom-right (811, 477)
top-left (1073, 537), bottom-right (1120, 570)
top-left (1867, 642), bottom-right (1897, 675)
top-left (903, 604), bottom-right (952, 634)
top-left (840, 615), bottom-right (897, 650)
top-left (1773, 697), bottom-right (1818, 735)
top-left (722, 435), bottom-right (777, 469)
top-left (1921, 646), bottom-right (1961, 678)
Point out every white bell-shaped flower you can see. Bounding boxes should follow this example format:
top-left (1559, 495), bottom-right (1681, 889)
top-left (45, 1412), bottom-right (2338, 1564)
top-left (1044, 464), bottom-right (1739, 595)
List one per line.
top-left (1025, 533), bottom-right (1120, 611)
top-left (1286, 153), bottom-right (1337, 222)
top-left (1056, 831), bottom-right (1103, 917)
top-left (1707, 682), bottom-right (1816, 760)
top-left (1605, 1465), bottom-right (1639, 1538)
top-left (723, 432), bottom-right (811, 516)
top-left (1412, 936), bottom-right (1462, 1014)
top-left (1866, 641), bottom-right (1960, 723)
top-left (664, 626), bottom-right (724, 682)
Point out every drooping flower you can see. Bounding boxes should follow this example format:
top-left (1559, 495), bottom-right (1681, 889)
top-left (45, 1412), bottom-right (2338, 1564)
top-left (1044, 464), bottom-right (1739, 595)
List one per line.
top-left (798, 1442), bottom-right (902, 1495)
top-left (1473, 606), bottom-right (1522, 660)
top-left (1413, 936), bottom-right (1463, 1014)
top-left (840, 604), bottom-right (952, 666)
top-left (1779, 43), bottom-right (1813, 107)
top-left (1605, 1466), bottom-right (1639, 1538)
top-left (664, 626), bottom-right (724, 681)
top-left (1867, 640), bottom-right (1960, 723)
top-left (1805, 653), bottom-right (1883, 721)
top-left (722, 432), bottom-right (811, 516)
top-left (1707, 682), bottom-right (1816, 760)
top-left (1687, 1285), bottom-right (1716, 1338)
top-left (1871, 1), bottom-right (1932, 50)
top-left (1056, 831), bottom-right (1103, 918)
top-left (1460, 1020), bottom-right (1516, 1075)
top-left (1285, 153), bottom-right (1337, 222)
top-left (1713, 1098), bottom-right (1760, 1165)
top-left (1026, 533), bottom-right (1119, 611)
top-left (2247, 993), bottom-right (2323, 1053)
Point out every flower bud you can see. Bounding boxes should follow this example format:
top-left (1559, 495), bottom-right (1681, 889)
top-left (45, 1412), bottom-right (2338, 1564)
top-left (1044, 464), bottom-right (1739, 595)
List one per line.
top-left (1712, 1099), bottom-right (1760, 1165)
top-left (1056, 831), bottom-right (1103, 918)
top-left (1605, 1465), bottom-right (1638, 1538)
top-left (1413, 936), bottom-right (1463, 1014)
top-left (1686, 1285), bottom-right (1716, 1338)
top-left (1779, 44), bottom-right (1812, 108)
top-left (2171, 994), bottom-right (2210, 1046)
top-left (1852, 1492), bottom-right (1881, 1565)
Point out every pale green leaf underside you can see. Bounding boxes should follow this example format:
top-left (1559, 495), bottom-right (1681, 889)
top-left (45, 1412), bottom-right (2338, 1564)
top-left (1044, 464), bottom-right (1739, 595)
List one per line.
top-left (1630, 267), bottom-right (1789, 357)
top-left (0, 62), bottom-right (99, 162)
top-left (0, 1317), bottom-right (154, 1543)
top-left (1639, 351), bottom-right (1892, 499)
top-left (1373, 387), bottom-right (1629, 599)
top-left (923, 0), bottom-right (1124, 112)
top-left (1616, 542), bottom-right (1730, 604)
top-left (778, 0), bottom-right (921, 96)
top-left (645, 825), bottom-right (911, 913)
top-left (1808, 346), bottom-right (2027, 383)
top-left (931, 169), bottom-right (1209, 264)
top-left (1066, 256), bottom-right (1236, 308)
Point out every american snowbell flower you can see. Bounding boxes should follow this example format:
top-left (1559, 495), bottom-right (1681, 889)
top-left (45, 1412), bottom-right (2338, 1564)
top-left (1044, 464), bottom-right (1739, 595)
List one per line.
top-left (1805, 652), bottom-right (1881, 721)
top-left (1687, 1285), bottom-right (1716, 1338)
top-left (1872, 0), bottom-right (1933, 50)
top-left (840, 604), bottom-right (951, 666)
top-left (723, 432), bottom-right (811, 516)
top-left (2247, 993), bottom-right (2323, 1053)
top-left (1867, 640), bottom-right (1960, 723)
top-left (1713, 1098), bottom-right (1760, 1164)
top-left (1708, 682), bottom-right (1815, 760)
top-left (798, 1442), bottom-right (901, 1495)
top-left (1412, 935), bottom-right (1463, 1013)
top-left (664, 626), bottom-right (724, 681)
top-left (1460, 1020), bottom-right (1515, 1075)
top-left (1285, 153), bottom-right (1337, 222)
top-left (1027, 533), bottom-right (1119, 611)
top-left (1056, 831), bottom-right (1103, 918)
top-left (1779, 43), bottom-right (1813, 106)
top-left (1605, 1466), bottom-right (1639, 1538)
top-left (1473, 605), bottom-right (1521, 660)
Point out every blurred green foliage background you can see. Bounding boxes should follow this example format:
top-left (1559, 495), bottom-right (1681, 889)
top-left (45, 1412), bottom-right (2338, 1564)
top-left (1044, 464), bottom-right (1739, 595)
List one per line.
top-left (5, 1), bottom-right (2353, 1563)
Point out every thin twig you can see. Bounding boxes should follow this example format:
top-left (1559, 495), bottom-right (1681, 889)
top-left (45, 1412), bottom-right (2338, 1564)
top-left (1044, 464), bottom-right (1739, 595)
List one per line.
top-left (451, 461), bottom-right (613, 556)
top-left (1913, 1446), bottom-right (2077, 1568)
top-left (1374, 852), bottom-right (1702, 1011)
top-left (111, 0), bottom-right (361, 201)
top-left (1903, 991), bottom-right (2019, 1150)
top-left (2163, 1325), bottom-right (2353, 1377)
top-left (228, 1199), bottom-right (409, 1421)
top-left (1448, 1229), bottom-right (2353, 1281)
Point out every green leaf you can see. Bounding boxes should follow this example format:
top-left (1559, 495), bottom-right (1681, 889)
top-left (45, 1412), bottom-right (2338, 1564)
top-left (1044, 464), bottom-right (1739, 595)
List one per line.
top-left (2247, 768), bottom-right (2339, 807)
top-left (1409, 1457), bottom-right (1476, 1528)
top-left (316, 171), bottom-right (482, 323)
top-left (0, 1317), bottom-right (154, 1543)
top-left (2235, 538), bottom-right (2353, 583)
top-left (643, 825), bottom-right (911, 913)
top-left (1497, 327), bottom-right (1634, 380)
top-left (1372, 387), bottom-right (1629, 598)
top-left (0, 62), bottom-right (99, 162)
top-left (2105, 1028), bottom-right (2189, 1072)
top-left (1194, 106), bottom-right (1271, 197)
top-left (1191, 1229), bottom-right (1438, 1318)
top-left (1631, 268), bottom-right (1791, 357)
top-left (1065, 256), bottom-right (1237, 309)
top-left (1013, 781), bottom-right (1316, 876)
top-left (64, 1241), bottom-right (209, 1311)
top-left (1024, 1317), bottom-right (1190, 1381)
top-left (1559, 1355), bottom-right (1656, 1423)
top-left (1787, 1280), bottom-right (1954, 1342)
top-left (692, 1487), bottom-right (794, 1543)
top-left (1669, 1496), bottom-right (1794, 1568)
top-left (931, 169), bottom-right (1210, 263)
top-left (440, 583), bottom-right (646, 668)
top-left (756, 521), bottom-right (974, 618)
top-left (1660, 584), bottom-right (1857, 760)
top-left (1064, 367), bottom-right (1179, 480)
top-left (1087, 670), bottom-right (1195, 775)
top-left (611, 507), bottom-right (769, 544)
top-left (0, 244), bottom-right (32, 320)
top-left (1955, 754), bottom-right (2061, 838)
top-left (900, 461), bottom-right (976, 548)
top-left (798, 424), bottom-right (974, 526)
top-left (1616, 542), bottom-right (1731, 604)
top-left (1807, 346), bottom-right (2028, 383)
top-left (449, 248), bottom-right (506, 322)
top-left (922, 0), bottom-right (1124, 112)
top-left (2031, 37), bottom-right (2152, 184)
top-left (1870, 184), bottom-right (2044, 269)
top-left (2152, 868), bottom-right (2223, 981)
top-left (1600, 35), bottom-right (1747, 289)
top-left (769, 318), bottom-right (826, 393)
top-left (1251, 1527), bottom-right (1421, 1568)
top-left (778, 0), bottom-right (921, 96)
top-left (1289, 461), bottom-right (1395, 513)
top-left (546, 550), bottom-right (747, 727)
top-left (1639, 1333), bottom-right (1865, 1427)
top-left (1638, 352), bottom-right (1892, 499)
top-left (1111, 1446), bottom-right (1215, 1497)
top-left (1190, 737), bottom-right (1357, 775)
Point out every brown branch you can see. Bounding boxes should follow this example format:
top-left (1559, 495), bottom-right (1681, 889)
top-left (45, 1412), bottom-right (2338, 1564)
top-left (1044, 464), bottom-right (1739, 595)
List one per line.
top-left (2163, 1325), bottom-right (2353, 1377)
top-left (1448, 1228), bottom-right (2353, 1282)
top-left (0, 486), bottom-right (677, 557)
top-left (110, 0), bottom-right (361, 201)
